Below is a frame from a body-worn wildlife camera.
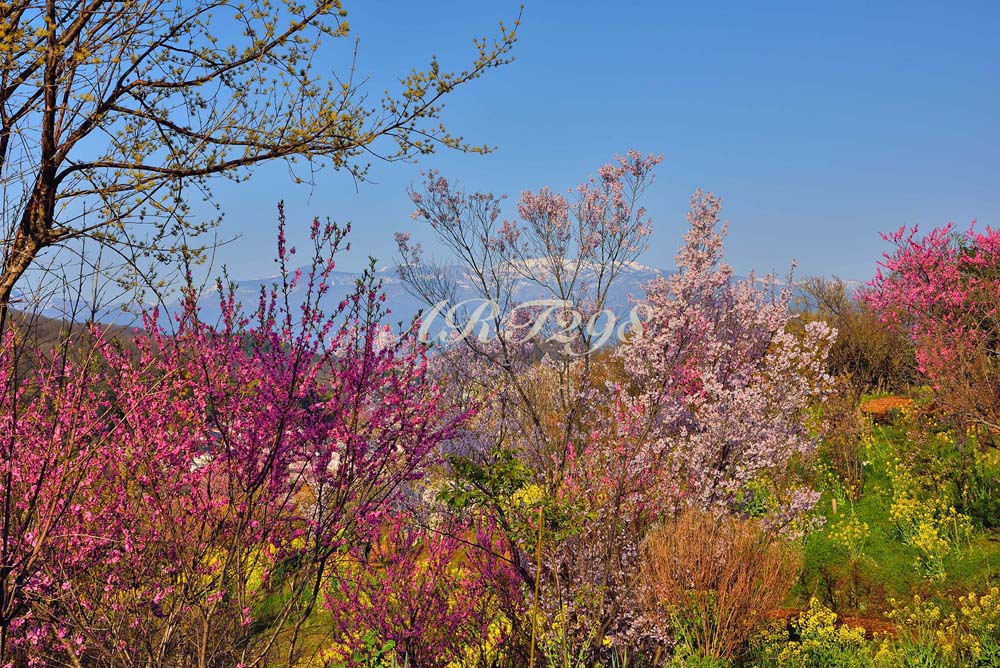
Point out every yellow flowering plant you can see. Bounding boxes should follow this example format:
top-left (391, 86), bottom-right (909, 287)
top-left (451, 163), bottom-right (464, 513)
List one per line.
top-left (828, 511), bottom-right (871, 562)
top-left (752, 598), bottom-right (894, 668)
top-left (885, 455), bottom-right (973, 579)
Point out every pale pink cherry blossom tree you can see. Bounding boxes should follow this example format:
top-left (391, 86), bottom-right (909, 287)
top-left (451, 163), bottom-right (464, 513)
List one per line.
top-left (619, 190), bottom-right (834, 520)
top-left (537, 191), bottom-right (834, 655)
top-left (399, 152), bottom-right (661, 467)
top-left (395, 150), bottom-right (663, 577)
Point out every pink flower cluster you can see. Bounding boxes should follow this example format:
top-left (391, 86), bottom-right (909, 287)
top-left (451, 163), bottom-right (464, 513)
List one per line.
top-left (860, 222), bottom-right (1000, 379)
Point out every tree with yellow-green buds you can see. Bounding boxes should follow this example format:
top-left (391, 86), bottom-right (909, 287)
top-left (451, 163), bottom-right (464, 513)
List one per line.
top-left (0, 0), bottom-right (519, 327)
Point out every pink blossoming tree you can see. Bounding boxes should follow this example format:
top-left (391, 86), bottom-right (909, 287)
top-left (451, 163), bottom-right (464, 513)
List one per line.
top-left (0, 206), bottom-right (466, 667)
top-left (860, 222), bottom-right (1000, 437)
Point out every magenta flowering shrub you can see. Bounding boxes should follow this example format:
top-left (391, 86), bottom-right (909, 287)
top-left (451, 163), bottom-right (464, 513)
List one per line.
top-left (0, 206), bottom-right (467, 666)
top-left (0, 332), bottom-right (128, 661)
top-left (861, 222), bottom-right (1000, 346)
top-left (325, 514), bottom-right (525, 668)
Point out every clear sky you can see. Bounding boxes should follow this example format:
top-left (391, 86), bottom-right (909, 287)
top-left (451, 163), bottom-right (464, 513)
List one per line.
top-left (203, 1), bottom-right (1000, 282)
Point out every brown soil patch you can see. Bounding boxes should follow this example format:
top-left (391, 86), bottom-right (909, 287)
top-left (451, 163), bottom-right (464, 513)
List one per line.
top-left (860, 396), bottom-right (913, 423)
top-left (763, 608), bottom-right (800, 624)
top-left (764, 609), bottom-right (897, 639)
top-left (839, 615), bottom-right (898, 639)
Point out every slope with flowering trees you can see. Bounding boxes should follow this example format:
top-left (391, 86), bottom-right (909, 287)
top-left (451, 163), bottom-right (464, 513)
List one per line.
top-left (397, 157), bottom-right (835, 660)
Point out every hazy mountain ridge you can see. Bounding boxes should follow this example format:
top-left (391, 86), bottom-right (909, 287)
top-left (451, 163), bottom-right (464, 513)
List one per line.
top-left (22, 264), bottom-right (863, 329)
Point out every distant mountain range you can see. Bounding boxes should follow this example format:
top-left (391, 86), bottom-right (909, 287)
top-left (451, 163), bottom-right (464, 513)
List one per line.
top-left (22, 262), bottom-right (863, 331)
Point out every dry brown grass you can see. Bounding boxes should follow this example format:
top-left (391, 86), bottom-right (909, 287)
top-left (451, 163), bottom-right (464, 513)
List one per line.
top-left (820, 376), bottom-right (868, 497)
top-left (795, 276), bottom-right (916, 393)
top-left (637, 508), bottom-right (802, 661)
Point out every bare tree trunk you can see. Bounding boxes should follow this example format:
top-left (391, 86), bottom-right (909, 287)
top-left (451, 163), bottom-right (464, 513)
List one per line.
top-left (0, 222), bottom-right (45, 333)
top-left (0, 0), bottom-right (59, 332)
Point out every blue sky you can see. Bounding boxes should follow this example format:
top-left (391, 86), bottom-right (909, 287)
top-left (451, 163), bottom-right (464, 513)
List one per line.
top-left (205, 1), bottom-right (1000, 282)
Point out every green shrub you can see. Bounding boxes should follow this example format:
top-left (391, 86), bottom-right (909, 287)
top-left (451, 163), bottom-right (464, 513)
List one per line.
top-left (959, 451), bottom-right (1000, 529)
